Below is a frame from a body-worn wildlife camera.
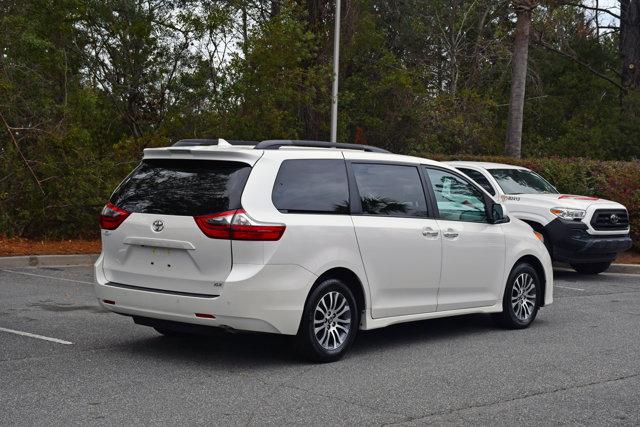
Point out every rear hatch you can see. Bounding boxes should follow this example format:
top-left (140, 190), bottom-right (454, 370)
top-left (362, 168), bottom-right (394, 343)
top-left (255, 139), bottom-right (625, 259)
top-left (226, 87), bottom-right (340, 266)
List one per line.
top-left (101, 157), bottom-right (252, 296)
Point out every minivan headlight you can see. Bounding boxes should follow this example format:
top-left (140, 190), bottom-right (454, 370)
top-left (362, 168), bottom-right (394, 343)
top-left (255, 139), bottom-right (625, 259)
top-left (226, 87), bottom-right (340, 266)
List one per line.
top-left (550, 207), bottom-right (586, 221)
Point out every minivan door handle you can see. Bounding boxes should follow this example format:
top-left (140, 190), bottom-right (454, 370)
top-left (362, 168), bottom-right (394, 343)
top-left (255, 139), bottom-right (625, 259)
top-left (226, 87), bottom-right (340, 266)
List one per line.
top-left (422, 227), bottom-right (440, 238)
top-left (443, 228), bottom-right (459, 239)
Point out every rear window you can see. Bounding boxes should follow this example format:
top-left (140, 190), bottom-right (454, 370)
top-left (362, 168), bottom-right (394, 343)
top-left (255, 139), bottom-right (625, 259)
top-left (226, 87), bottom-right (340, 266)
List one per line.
top-left (111, 159), bottom-right (251, 216)
top-left (272, 160), bottom-right (350, 214)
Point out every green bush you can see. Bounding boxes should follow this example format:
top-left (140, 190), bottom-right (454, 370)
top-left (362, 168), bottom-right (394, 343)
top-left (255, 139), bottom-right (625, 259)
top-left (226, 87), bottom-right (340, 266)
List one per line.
top-left (427, 154), bottom-right (639, 251)
top-left (2, 147), bottom-right (637, 253)
top-left (0, 133), bottom-right (136, 239)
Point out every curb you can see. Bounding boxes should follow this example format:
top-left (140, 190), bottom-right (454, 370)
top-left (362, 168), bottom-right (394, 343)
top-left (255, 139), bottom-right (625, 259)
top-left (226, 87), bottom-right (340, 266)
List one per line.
top-left (608, 263), bottom-right (640, 275)
top-left (0, 254), bottom-right (99, 269)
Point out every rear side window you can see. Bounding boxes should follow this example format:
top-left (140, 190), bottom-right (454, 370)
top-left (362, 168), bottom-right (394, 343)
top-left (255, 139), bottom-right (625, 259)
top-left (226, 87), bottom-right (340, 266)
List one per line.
top-left (352, 163), bottom-right (428, 217)
top-left (111, 159), bottom-right (251, 216)
top-left (457, 168), bottom-right (496, 196)
top-left (272, 160), bottom-right (350, 214)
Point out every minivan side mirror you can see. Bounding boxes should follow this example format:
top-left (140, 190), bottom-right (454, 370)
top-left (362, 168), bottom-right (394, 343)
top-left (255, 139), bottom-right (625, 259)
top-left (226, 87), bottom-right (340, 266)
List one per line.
top-left (489, 203), bottom-right (509, 224)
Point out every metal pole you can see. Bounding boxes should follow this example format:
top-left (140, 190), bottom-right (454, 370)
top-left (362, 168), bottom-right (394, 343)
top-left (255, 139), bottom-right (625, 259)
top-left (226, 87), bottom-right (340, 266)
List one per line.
top-left (330, 0), bottom-right (341, 143)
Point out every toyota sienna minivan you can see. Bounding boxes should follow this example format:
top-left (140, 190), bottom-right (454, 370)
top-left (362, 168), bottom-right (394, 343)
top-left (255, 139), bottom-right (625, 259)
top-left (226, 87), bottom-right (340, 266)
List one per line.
top-left (95, 139), bottom-right (553, 362)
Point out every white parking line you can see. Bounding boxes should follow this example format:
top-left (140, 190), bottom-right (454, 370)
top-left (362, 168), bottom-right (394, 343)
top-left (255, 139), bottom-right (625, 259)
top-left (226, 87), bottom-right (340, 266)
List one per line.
top-left (0, 269), bottom-right (94, 285)
top-left (556, 285), bottom-right (585, 291)
top-left (0, 327), bottom-right (73, 345)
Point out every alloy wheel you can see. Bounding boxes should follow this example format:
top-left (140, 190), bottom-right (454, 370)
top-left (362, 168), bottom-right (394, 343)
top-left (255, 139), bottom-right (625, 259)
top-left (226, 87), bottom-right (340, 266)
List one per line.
top-left (313, 291), bottom-right (351, 350)
top-left (511, 272), bottom-right (537, 321)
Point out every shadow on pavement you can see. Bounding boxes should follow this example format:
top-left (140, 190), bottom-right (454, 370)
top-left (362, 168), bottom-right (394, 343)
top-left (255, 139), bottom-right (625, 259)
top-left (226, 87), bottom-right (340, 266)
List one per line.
top-left (114, 313), bottom-right (515, 367)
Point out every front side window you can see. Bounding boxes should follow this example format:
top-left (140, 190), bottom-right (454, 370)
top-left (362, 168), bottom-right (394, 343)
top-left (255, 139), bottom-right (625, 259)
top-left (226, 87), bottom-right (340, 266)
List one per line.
top-left (457, 168), bottom-right (496, 196)
top-left (425, 168), bottom-right (488, 223)
top-left (488, 168), bottom-right (558, 195)
top-left (272, 160), bottom-right (350, 214)
top-left (352, 163), bottom-right (428, 217)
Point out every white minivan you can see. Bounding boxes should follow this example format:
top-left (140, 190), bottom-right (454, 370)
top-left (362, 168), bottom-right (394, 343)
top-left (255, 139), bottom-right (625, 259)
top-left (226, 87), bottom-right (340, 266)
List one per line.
top-left (95, 140), bottom-right (553, 362)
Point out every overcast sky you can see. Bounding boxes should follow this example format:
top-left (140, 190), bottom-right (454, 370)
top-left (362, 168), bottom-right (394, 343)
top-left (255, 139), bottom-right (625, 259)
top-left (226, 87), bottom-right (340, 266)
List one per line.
top-left (599, 0), bottom-right (620, 9)
top-left (590, 0), bottom-right (620, 23)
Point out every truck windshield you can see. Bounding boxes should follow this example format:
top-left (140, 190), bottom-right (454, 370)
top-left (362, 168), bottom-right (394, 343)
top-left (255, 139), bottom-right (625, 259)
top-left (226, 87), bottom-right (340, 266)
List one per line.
top-left (488, 169), bottom-right (558, 195)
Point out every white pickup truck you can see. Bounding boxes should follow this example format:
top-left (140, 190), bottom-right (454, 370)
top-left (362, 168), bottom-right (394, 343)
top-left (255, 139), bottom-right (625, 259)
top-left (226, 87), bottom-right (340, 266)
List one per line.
top-left (448, 161), bottom-right (632, 274)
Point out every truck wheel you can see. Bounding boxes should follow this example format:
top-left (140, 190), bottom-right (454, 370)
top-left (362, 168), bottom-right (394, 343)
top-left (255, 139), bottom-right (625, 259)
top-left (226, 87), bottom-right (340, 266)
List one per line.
top-left (296, 278), bottom-right (359, 363)
top-left (571, 262), bottom-right (611, 275)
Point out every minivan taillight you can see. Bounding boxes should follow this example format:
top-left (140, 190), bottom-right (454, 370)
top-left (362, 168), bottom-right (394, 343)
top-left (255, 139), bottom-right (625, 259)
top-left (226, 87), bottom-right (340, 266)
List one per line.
top-left (231, 210), bottom-right (286, 241)
top-left (194, 210), bottom-right (236, 239)
top-left (100, 202), bottom-right (130, 230)
top-left (194, 209), bottom-right (285, 241)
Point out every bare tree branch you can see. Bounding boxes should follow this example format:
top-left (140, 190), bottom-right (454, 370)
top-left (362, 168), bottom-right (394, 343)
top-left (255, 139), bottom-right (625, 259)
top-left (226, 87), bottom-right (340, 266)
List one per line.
top-left (563, 2), bottom-right (621, 20)
top-left (534, 38), bottom-right (625, 92)
top-left (0, 112), bottom-right (44, 194)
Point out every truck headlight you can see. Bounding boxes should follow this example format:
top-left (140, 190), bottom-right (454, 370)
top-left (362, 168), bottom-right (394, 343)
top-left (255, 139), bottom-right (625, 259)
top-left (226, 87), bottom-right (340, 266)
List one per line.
top-left (550, 207), bottom-right (586, 220)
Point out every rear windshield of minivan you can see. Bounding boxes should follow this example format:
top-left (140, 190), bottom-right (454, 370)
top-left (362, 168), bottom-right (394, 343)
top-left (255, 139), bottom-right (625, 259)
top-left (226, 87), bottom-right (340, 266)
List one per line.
top-left (111, 159), bottom-right (251, 216)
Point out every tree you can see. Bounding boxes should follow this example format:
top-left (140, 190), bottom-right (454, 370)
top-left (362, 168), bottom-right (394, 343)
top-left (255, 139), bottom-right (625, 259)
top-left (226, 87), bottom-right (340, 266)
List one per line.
top-left (2, 0), bottom-right (640, 240)
top-left (558, 1), bottom-right (639, 93)
top-left (620, 1), bottom-right (640, 92)
top-left (557, 0), bottom-right (640, 156)
top-left (78, 0), bottom-right (201, 138)
top-left (506, 0), bottom-right (539, 158)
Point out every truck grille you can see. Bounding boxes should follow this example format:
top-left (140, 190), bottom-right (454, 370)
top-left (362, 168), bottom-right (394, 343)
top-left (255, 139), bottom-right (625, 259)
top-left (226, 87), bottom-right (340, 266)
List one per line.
top-left (590, 209), bottom-right (629, 231)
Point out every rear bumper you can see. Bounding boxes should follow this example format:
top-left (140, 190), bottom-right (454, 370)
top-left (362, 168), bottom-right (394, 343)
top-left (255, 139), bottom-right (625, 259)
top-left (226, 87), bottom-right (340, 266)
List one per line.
top-left (94, 255), bottom-right (316, 335)
top-left (545, 219), bottom-right (633, 264)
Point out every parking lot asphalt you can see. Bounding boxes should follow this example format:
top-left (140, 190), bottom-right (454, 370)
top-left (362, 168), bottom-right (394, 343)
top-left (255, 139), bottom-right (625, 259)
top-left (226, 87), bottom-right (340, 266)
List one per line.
top-left (1, 266), bottom-right (639, 425)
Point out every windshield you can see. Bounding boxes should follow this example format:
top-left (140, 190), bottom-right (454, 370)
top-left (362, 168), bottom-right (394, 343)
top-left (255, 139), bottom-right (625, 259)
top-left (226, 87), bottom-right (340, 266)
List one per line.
top-left (488, 169), bottom-right (558, 195)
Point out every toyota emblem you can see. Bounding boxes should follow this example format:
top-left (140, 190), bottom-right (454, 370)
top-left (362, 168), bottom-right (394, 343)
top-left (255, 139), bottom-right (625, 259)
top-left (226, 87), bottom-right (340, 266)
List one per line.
top-left (610, 214), bottom-right (620, 225)
top-left (152, 219), bottom-right (165, 232)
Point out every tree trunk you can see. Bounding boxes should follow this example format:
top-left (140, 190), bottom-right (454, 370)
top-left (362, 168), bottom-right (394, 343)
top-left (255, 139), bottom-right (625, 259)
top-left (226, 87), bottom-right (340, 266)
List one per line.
top-left (242, 6), bottom-right (248, 56)
top-left (270, 0), bottom-right (281, 18)
top-left (620, 0), bottom-right (640, 93)
top-left (505, 2), bottom-right (535, 159)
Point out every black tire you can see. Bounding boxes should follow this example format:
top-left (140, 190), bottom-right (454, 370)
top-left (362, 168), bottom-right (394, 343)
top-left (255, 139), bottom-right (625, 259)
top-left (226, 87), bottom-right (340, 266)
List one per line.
top-left (296, 278), bottom-right (359, 363)
top-left (571, 262), bottom-right (611, 275)
top-left (493, 262), bottom-right (541, 329)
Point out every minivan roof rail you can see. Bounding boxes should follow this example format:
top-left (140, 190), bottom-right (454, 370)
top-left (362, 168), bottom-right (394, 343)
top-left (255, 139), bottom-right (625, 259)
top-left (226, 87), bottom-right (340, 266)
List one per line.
top-left (172, 139), bottom-right (257, 147)
top-left (254, 140), bottom-right (390, 153)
